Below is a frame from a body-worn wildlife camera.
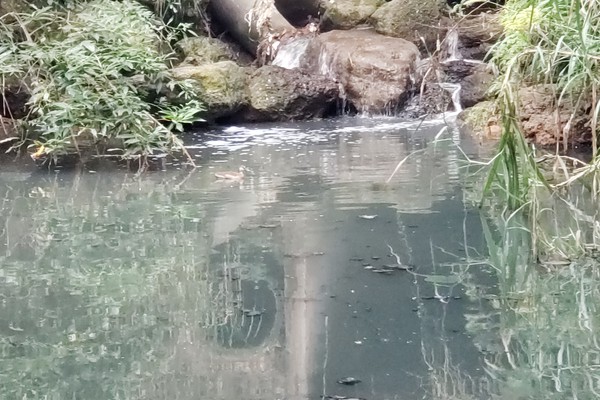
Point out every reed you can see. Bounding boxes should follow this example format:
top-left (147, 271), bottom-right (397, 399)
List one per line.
top-left (484, 0), bottom-right (600, 208)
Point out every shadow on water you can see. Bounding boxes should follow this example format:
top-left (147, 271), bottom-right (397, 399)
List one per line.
top-left (0, 116), bottom-right (598, 399)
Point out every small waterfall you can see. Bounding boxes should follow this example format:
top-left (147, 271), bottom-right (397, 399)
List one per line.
top-left (442, 28), bottom-right (461, 62)
top-left (272, 36), bottom-right (312, 69)
top-left (439, 82), bottom-right (462, 113)
top-left (438, 28), bottom-right (466, 114)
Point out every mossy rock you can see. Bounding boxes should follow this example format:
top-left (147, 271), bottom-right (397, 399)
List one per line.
top-left (171, 61), bottom-right (249, 119)
top-left (370, 0), bottom-right (442, 49)
top-left (175, 37), bottom-right (236, 65)
top-left (244, 65), bottom-right (339, 121)
top-left (320, 0), bottom-right (385, 30)
top-left (458, 101), bottom-right (496, 131)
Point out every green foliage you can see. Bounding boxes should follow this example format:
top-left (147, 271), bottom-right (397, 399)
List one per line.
top-left (481, 85), bottom-right (550, 210)
top-left (0, 0), bottom-right (204, 163)
top-left (476, 0), bottom-right (600, 268)
top-left (483, 0), bottom-right (600, 210)
top-left (492, 0), bottom-right (600, 146)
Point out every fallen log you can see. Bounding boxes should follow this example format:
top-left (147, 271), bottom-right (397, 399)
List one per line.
top-left (208, 0), bottom-right (294, 55)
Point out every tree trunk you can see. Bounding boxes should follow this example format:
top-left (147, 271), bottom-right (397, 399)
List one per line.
top-left (208, 0), bottom-right (294, 55)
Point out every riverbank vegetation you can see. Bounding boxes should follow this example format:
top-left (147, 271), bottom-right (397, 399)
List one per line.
top-left (476, 0), bottom-right (600, 262)
top-left (0, 0), bottom-right (204, 165)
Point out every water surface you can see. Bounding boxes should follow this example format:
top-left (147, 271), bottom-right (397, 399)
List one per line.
top-left (0, 117), bottom-right (593, 399)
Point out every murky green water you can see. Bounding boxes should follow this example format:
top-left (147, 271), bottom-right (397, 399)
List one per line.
top-left (0, 117), bottom-right (598, 400)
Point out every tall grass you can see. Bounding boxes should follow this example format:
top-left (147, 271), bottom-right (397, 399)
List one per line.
top-left (479, 0), bottom-right (600, 263)
top-left (494, 0), bottom-right (600, 104)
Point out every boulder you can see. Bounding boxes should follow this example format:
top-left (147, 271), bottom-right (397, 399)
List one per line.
top-left (300, 29), bottom-right (420, 114)
top-left (401, 84), bottom-right (453, 118)
top-left (457, 100), bottom-right (501, 154)
top-left (171, 61), bottom-right (249, 119)
top-left (460, 63), bottom-right (494, 108)
top-left (518, 85), bottom-right (592, 146)
top-left (370, 0), bottom-right (441, 50)
top-left (242, 65), bottom-right (339, 121)
top-left (440, 59), bottom-right (481, 83)
top-left (457, 100), bottom-right (500, 139)
top-left (175, 37), bottom-right (237, 65)
top-left (319, 0), bottom-right (384, 30)
top-left (456, 13), bottom-right (503, 60)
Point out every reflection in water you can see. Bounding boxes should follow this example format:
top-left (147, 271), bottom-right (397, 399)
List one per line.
top-left (0, 116), bottom-right (596, 399)
top-left (466, 205), bottom-right (600, 400)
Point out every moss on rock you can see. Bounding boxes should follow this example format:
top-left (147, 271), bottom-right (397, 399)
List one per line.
top-left (244, 65), bottom-right (339, 121)
top-left (459, 101), bottom-right (497, 131)
top-left (370, 0), bottom-right (441, 49)
top-left (171, 61), bottom-right (249, 119)
top-left (320, 0), bottom-right (385, 30)
top-left (175, 37), bottom-right (236, 65)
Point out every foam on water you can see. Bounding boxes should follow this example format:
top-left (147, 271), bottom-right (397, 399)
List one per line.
top-left (186, 116), bottom-right (459, 152)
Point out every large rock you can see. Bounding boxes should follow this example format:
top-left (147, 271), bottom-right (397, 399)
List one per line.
top-left (300, 29), bottom-right (420, 114)
top-left (457, 100), bottom-right (500, 139)
top-left (401, 84), bottom-right (453, 118)
top-left (319, 0), bottom-right (384, 30)
top-left (370, 0), bottom-right (441, 50)
top-left (456, 13), bottom-right (503, 60)
top-left (460, 63), bottom-right (494, 108)
top-left (439, 60), bottom-right (494, 109)
top-left (175, 37), bottom-right (237, 65)
top-left (171, 61), bottom-right (249, 119)
top-left (457, 100), bottom-right (501, 155)
top-left (518, 85), bottom-right (591, 146)
top-left (242, 65), bottom-right (339, 121)
top-left (440, 59), bottom-right (480, 83)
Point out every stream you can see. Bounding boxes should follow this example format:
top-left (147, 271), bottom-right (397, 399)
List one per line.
top-left (0, 116), bottom-right (596, 399)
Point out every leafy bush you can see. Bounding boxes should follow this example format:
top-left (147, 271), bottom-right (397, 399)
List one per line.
top-left (1, 0), bottom-right (203, 164)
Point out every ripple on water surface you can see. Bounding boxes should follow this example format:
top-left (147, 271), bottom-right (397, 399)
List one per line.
top-left (0, 116), bottom-right (509, 400)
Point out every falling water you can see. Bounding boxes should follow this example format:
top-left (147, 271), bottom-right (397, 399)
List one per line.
top-left (442, 28), bottom-right (461, 62)
top-left (272, 36), bottom-right (312, 70)
top-left (439, 82), bottom-right (463, 113)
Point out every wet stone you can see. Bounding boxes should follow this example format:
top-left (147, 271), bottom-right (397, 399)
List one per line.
top-left (337, 377), bottom-right (362, 385)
